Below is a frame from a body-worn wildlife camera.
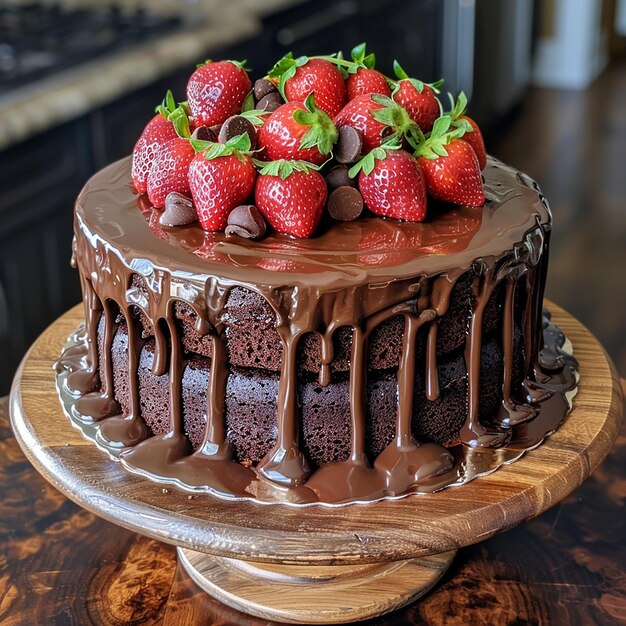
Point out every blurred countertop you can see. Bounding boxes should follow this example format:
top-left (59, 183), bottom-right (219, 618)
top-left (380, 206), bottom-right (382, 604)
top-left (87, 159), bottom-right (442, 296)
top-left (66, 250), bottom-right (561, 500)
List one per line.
top-left (0, 1), bottom-right (286, 151)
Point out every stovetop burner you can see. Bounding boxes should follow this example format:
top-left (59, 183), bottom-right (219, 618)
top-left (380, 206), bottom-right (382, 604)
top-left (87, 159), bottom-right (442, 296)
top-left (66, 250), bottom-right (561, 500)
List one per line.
top-left (0, 5), bottom-right (182, 91)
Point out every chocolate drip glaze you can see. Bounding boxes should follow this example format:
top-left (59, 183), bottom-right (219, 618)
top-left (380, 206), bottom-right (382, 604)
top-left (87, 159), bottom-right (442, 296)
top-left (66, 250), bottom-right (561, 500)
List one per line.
top-left (55, 156), bottom-right (579, 505)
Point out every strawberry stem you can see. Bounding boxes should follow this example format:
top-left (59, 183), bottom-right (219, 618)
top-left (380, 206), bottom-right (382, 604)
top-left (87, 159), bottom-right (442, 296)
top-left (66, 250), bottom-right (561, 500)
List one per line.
top-left (411, 115), bottom-right (470, 160)
top-left (292, 93), bottom-right (338, 156)
top-left (155, 90), bottom-right (192, 139)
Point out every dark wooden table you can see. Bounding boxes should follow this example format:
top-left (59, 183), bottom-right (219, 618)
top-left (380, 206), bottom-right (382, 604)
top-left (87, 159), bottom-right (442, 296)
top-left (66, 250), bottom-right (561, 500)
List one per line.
top-left (1, 391), bottom-right (624, 626)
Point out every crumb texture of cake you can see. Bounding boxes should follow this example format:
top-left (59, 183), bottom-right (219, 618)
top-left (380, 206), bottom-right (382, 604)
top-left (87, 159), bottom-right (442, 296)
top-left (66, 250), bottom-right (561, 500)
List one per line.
top-left (54, 155), bottom-right (579, 504)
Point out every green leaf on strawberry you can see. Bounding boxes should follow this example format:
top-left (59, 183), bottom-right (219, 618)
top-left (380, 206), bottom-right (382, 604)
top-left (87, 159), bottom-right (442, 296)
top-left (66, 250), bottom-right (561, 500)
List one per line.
top-left (267, 52), bottom-right (309, 99)
top-left (238, 91), bottom-right (270, 126)
top-left (192, 132), bottom-right (253, 163)
top-left (241, 90), bottom-right (255, 112)
top-left (369, 94), bottom-right (425, 148)
top-left (349, 42), bottom-right (376, 72)
top-left (154, 90), bottom-right (192, 139)
top-left (447, 91), bottom-right (468, 120)
top-left (411, 115), bottom-right (471, 159)
top-left (292, 93), bottom-right (338, 156)
top-left (168, 106), bottom-right (191, 139)
top-left (240, 108), bottom-right (270, 126)
top-left (445, 91), bottom-right (475, 135)
top-left (155, 89), bottom-right (178, 117)
top-left (391, 61), bottom-right (444, 94)
top-left (254, 158), bottom-right (318, 179)
top-left (348, 144), bottom-right (400, 178)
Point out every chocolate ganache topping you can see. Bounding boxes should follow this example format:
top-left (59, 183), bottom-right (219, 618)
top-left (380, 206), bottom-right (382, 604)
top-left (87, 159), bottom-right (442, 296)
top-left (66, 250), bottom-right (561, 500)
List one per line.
top-left (57, 155), bottom-right (578, 505)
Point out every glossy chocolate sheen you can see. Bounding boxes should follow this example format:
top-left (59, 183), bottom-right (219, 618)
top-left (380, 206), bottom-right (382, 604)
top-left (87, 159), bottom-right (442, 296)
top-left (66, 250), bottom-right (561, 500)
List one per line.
top-left (57, 155), bottom-right (579, 504)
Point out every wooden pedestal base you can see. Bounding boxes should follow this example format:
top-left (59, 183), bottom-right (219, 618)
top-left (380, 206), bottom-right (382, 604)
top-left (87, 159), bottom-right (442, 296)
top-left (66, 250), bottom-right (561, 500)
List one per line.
top-left (177, 547), bottom-right (456, 624)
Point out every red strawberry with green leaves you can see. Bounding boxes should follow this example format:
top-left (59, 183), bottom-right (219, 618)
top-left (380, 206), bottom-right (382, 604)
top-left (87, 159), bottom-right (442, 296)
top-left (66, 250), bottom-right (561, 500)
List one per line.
top-left (132, 90), bottom-right (190, 193)
top-left (391, 61), bottom-right (442, 133)
top-left (344, 43), bottom-right (391, 100)
top-left (146, 138), bottom-right (195, 208)
top-left (447, 91), bottom-right (487, 169)
top-left (334, 94), bottom-right (420, 154)
top-left (254, 160), bottom-right (327, 238)
top-left (188, 133), bottom-right (256, 231)
top-left (349, 146), bottom-right (427, 222)
top-left (414, 116), bottom-right (485, 207)
top-left (187, 59), bottom-right (251, 127)
top-left (257, 94), bottom-right (337, 165)
top-left (268, 54), bottom-right (346, 117)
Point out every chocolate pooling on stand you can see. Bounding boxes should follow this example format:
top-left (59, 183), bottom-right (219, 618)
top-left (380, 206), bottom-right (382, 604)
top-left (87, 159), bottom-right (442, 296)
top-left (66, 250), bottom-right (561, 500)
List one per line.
top-left (56, 157), bottom-right (578, 505)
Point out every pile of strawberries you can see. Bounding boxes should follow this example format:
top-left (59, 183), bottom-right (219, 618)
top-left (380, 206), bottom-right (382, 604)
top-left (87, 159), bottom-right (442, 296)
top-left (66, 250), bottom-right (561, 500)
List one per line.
top-left (131, 43), bottom-right (487, 239)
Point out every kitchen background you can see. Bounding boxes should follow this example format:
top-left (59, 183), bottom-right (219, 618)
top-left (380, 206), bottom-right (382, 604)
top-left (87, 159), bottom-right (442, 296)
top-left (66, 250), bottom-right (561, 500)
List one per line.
top-left (0, 0), bottom-right (624, 393)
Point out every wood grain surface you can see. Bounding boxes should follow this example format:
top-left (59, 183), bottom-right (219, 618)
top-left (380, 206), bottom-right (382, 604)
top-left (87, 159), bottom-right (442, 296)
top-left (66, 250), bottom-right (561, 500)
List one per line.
top-left (176, 547), bottom-right (456, 624)
top-left (2, 387), bottom-right (625, 625)
top-left (8, 303), bottom-right (623, 567)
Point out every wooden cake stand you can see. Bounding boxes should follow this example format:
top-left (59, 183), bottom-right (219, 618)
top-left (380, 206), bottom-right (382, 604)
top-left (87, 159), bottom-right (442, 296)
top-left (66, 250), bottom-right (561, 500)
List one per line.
top-left (9, 303), bottom-right (623, 624)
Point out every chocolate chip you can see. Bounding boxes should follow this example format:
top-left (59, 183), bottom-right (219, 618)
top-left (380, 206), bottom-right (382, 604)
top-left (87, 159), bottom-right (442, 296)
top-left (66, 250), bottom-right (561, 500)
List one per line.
top-left (327, 186), bottom-right (363, 222)
top-left (191, 126), bottom-right (216, 142)
top-left (218, 115), bottom-right (257, 148)
top-left (225, 205), bottom-right (267, 240)
top-left (160, 192), bottom-right (197, 227)
top-left (325, 165), bottom-right (356, 192)
top-left (256, 92), bottom-right (284, 113)
top-left (254, 78), bottom-right (278, 101)
top-left (335, 126), bottom-right (363, 164)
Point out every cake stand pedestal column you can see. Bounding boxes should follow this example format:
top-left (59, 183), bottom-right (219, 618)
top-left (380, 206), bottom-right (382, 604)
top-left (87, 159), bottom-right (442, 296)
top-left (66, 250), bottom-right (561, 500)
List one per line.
top-left (177, 548), bottom-right (456, 624)
top-left (9, 302), bottom-right (623, 624)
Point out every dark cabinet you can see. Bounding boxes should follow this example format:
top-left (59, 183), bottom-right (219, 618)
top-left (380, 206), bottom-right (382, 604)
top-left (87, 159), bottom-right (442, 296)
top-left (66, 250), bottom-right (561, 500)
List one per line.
top-left (0, 119), bottom-right (91, 392)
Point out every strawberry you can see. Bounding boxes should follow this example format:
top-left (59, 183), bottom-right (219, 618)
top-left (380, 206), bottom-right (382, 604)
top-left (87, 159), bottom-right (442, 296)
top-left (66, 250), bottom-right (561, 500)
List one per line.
top-left (447, 92), bottom-right (487, 169)
top-left (131, 90), bottom-right (189, 193)
top-left (254, 160), bottom-right (327, 238)
top-left (188, 134), bottom-right (256, 231)
top-left (257, 94), bottom-right (337, 164)
top-left (349, 147), bottom-right (427, 222)
top-left (187, 60), bottom-right (251, 127)
top-left (414, 116), bottom-right (485, 207)
top-left (334, 94), bottom-right (419, 154)
top-left (268, 54), bottom-right (346, 117)
top-left (347, 68), bottom-right (391, 101)
top-left (343, 43), bottom-right (391, 100)
top-left (391, 61), bottom-right (442, 133)
top-left (146, 138), bottom-right (195, 208)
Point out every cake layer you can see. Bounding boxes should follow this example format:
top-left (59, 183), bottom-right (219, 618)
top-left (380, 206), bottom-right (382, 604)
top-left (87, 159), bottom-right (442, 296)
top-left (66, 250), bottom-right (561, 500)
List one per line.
top-left (99, 320), bottom-right (522, 469)
top-left (126, 274), bottom-right (514, 374)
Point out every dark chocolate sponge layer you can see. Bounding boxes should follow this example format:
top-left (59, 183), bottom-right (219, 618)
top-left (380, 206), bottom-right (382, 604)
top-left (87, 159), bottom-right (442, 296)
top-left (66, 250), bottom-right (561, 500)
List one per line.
top-left (127, 272), bottom-right (517, 375)
top-left (99, 319), bottom-right (519, 469)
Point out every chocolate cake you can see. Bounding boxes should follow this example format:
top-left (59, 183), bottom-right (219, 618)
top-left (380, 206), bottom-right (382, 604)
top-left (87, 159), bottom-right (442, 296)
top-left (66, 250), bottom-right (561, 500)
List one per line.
top-left (56, 156), bottom-right (579, 504)
top-left (55, 48), bottom-right (578, 504)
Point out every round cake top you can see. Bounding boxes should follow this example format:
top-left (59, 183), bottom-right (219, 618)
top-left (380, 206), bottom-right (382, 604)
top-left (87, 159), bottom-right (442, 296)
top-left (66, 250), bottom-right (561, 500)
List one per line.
top-left (76, 155), bottom-right (550, 293)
